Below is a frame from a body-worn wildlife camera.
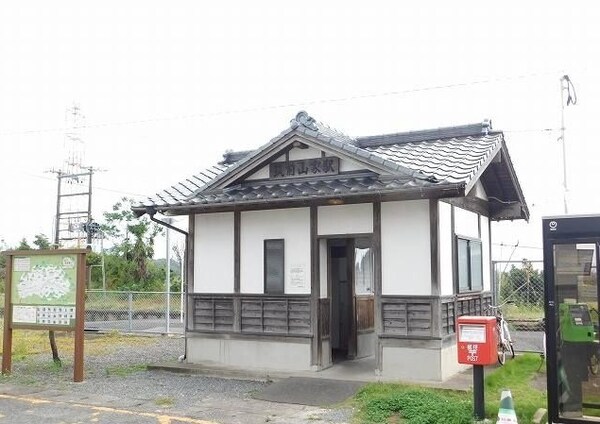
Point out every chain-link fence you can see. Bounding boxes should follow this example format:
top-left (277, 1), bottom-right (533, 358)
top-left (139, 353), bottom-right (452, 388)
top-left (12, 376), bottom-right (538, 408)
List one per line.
top-left (493, 260), bottom-right (544, 353)
top-left (0, 292), bottom-right (184, 334)
top-left (85, 291), bottom-right (184, 334)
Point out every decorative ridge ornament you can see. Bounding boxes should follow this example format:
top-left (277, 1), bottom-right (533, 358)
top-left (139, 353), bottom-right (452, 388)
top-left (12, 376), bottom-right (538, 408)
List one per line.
top-left (290, 111), bottom-right (318, 131)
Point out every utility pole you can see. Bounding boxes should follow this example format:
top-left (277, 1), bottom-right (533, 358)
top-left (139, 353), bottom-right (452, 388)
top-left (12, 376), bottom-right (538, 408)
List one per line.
top-left (559, 75), bottom-right (577, 215)
top-left (49, 104), bottom-right (103, 251)
top-left (165, 218), bottom-right (172, 334)
top-left (47, 104), bottom-right (103, 363)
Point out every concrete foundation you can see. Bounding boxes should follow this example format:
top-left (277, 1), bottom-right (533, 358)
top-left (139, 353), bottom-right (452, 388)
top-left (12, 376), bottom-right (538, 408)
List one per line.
top-left (381, 343), bottom-right (466, 382)
top-left (186, 336), bottom-right (312, 372)
top-left (357, 332), bottom-right (376, 359)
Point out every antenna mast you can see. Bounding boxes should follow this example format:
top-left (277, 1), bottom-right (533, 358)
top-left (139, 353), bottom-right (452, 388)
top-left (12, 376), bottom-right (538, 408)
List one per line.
top-left (49, 104), bottom-right (100, 249)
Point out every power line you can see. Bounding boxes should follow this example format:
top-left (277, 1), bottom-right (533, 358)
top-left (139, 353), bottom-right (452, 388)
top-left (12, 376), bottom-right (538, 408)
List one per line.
top-left (493, 242), bottom-right (543, 250)
top-left (20, 171), bottom-right (146, 197)
top-left (0, 70), bottom-right (561, 136)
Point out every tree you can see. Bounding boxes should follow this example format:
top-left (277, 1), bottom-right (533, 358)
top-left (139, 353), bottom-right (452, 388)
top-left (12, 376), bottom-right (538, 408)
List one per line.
top-left (99, 197), bottom-right (164, 291)
top-left (32, 233), bottom-right (51, 250)
top-left (17, 238), bottom-right (31, 250)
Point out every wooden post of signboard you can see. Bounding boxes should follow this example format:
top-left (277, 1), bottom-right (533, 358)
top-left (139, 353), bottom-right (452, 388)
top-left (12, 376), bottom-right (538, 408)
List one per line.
top-left (1, 249), bottom-right (86, 382)
top-left (2, 254), bottom-right (13, 375)
top-left (73, 251), bottom-right (86, 382)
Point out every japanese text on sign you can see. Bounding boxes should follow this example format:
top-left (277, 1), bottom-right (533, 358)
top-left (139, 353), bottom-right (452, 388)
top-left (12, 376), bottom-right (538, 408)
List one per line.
top-left (466, 344), bottom-right (479, 362)
top-left (269, 157), bottom-right (339, 179)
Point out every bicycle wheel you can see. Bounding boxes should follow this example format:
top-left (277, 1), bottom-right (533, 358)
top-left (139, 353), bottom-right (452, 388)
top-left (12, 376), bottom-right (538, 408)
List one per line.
top-left (498, 347), bottom-right (506, 365)
top-left (498, 342), bottom-right (506, 365)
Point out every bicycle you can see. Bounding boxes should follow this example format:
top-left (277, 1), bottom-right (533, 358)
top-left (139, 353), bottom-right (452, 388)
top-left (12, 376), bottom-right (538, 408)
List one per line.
top-left (488, 303), bottom-right (515, 365)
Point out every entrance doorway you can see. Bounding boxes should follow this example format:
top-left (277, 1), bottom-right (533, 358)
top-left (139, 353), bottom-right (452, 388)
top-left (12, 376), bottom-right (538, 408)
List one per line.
top-left (328, 238), bottom-right (375, 363)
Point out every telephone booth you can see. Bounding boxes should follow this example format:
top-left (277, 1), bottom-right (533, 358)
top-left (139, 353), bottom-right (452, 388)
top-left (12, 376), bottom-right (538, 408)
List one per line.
top-left (543, 215), bottom-right (600, 422)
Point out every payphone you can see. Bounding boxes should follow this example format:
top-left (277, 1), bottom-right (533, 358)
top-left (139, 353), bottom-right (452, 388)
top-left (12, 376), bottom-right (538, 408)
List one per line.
top-left (543, 215), bottom-right (600, 422)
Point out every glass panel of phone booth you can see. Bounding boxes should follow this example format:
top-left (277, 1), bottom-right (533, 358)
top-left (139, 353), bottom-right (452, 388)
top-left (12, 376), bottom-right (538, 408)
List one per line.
top-left (553, 243), bottom-right (599, 419)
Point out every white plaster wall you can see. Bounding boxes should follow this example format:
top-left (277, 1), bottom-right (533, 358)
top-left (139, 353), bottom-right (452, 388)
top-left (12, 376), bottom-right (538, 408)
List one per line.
top-left (240, 208), bottom-right (311, 294)
top-left (439, 202), bottom-right (454, 296)
top-left (381, 201), bottom-right (431, 296)
top-left (454, 206), bottom-right (479, 238)
top-left (318, 203), bottom-right (373, 235)
top-left (339, 158), bottom-right (367, 172)
top-left (288, 145), bottom-right (322, 160)
top-left (245, 166), bottom-right (270, 180)
top-left (480, 215), bottom-right (491, 291)
top-left (194, 213), bottom-right (234, 293)
top-left (186, 337), bottom-right (311, 371)
top-left (319, 239), bottom-right (328, 298)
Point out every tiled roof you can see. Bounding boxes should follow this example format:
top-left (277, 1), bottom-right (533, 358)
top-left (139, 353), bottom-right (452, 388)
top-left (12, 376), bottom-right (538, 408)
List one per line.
top-left (192, 175), bottom-right (426, 206)
top-left (134, 112), bottom-right (525, 219)
top-left (364, 133), bottom-right (502, 184)
top-left (140, 174), bottom-right (453, 210)
top-left (138, 164), bottom-right (229, 209)
top-left (357, 120), bottom-right (492, 146)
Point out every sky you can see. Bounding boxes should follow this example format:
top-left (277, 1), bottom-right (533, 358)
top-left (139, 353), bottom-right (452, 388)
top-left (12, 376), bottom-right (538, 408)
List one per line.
top-left (1, 1), bottom-right (599, 261)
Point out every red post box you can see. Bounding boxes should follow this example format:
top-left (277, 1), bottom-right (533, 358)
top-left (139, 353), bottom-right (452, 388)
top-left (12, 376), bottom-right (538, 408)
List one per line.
top-left (457, 316), bottom-right (498, 366)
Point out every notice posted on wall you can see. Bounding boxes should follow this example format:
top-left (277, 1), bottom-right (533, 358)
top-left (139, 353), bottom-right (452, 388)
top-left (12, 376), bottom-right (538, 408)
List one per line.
top-left (290, 265), bottom-right (306, 288)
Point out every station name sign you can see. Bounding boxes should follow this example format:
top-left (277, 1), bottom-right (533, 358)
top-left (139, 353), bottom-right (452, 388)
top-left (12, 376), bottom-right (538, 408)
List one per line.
top-left (269, 157), bottom-right (339, 179)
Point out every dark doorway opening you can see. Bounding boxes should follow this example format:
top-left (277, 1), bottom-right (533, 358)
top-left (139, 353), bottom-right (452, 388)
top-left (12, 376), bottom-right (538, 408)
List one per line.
top-left (329, 239), bottom-right (356, 362)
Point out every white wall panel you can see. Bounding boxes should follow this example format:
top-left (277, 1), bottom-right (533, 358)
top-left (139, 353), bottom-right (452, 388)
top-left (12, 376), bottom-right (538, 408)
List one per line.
top-left (480, 215), bottom-right (491, 291)
top-left (194, 213), bottom-right (234, 293)
top-left (288, 145), bottom-right (322, 160)
top-left (381, 201), bottom-right (431, 295)
top-left (454, 207), bottom-right (479, 238)
top-left (245, 166), bottom-right (270, 180)
top-left (240, 208), bottom-right (311, 294)
top-left (439, 202), bottom-right (454, 296)
top-left (339, 158), bottom-right (367, 172)
top-left (318, 203), bottom-right (373, 235)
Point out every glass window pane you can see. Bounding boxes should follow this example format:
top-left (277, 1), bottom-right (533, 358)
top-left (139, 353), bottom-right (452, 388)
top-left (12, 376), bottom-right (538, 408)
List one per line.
top-left (470, 241), bottom-right (483, 291)
top-left (355, 246), bottom-right (373, 295)
top-left (553, 243), bottom-right (598, 419)
top-left (457, 238), bottom-right (470, 292)
top-left (265, 239), bottom-right (284, 294)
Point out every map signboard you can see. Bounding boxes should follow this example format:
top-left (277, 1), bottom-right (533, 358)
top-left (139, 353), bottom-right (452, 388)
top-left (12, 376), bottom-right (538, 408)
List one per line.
top-left (11, 253), bottom-right (78, 328)
top-left (2, 249), bottom-right (86, 382)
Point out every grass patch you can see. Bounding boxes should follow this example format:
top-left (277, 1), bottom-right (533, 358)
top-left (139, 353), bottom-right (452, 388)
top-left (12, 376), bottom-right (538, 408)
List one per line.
top-left (355, 385), bottom-right (472, 423)
top-left (0, 325), bottom-right (155, 360)
top-left (154, 396), bottom-right (175, 407)
top-left (484, 354), bottom-right (546, 421)
top-left (353, 354), bottom-right (546, 423)
top-left (105, 364), bottom-right (147, 377)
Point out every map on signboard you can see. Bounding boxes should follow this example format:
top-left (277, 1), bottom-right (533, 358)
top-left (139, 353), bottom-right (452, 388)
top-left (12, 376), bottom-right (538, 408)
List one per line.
top-left (12, 255), bottom-right (77, 306)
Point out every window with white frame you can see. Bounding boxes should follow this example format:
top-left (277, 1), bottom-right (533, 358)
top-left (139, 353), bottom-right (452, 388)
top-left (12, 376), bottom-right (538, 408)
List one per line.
top-left (457, 237), bottom-right (483, 293)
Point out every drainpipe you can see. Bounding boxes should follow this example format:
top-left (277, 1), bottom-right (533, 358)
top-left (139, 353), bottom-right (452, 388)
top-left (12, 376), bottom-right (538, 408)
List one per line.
top-left (146, 207), bottom-right (189, 361)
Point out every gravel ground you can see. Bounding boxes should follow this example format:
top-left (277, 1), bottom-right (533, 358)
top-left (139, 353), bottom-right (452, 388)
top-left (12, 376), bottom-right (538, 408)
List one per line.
top-left (1, 333), bottom-right (354, 424)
